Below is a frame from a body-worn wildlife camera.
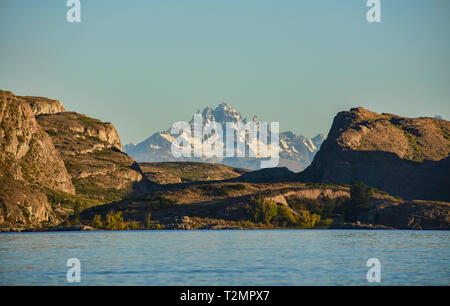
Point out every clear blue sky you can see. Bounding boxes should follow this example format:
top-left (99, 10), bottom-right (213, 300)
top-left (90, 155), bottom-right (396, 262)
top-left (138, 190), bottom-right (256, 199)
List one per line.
top-left (1, 0), bottom-right (449, 144)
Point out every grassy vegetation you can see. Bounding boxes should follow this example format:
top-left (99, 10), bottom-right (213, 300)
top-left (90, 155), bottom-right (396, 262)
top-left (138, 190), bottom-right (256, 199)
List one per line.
top-left (69, 114), bottom-right (103, 128)
top-left (72, 177), bottom-right (129, 202)
top-left (198, 184), bottom-right (230, 196)
top-left (147, 196), bottom-right (177, 210)
top-left (196, 184), bottom-right (247, 196)
top-left (285, 181), bottom-right (375, 225)
top-left (139, 162), bottom-right (248, 184)
top-left (85, 182), bottom-right (376, 231)
top-left (44, 188), bottom-right (105, 211)
top-left (44, 129), bottom-right (58, 136)
top-left (441, 128), bottom-right (450, 143)
top-left (227, 184), bottom-right (246, 191)
top-left (247, 197), bottom-right (333, 229)
top-left (287, 196), bottom-right (348, 220)
top-left (390, 123), bottom-right (424, 162)
top-left (305, 182), bottom-right (350, 189)
top-left (90, 211), bottom-right (165, 230)
top-left (132, 194), bottom-right (178, 210)
top-left (403, 130), bottom-right (424, 162)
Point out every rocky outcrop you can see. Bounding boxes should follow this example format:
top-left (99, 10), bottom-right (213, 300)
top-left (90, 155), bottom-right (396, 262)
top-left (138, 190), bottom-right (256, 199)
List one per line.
top-left (299, 108), bottom-right (450, 201)
top-left (36, 111), bottom-right (150, 201)
top-left (0, 89), bottom-right (155, 229)
top-left (20, 96), bottom-right (66, 116)
top-left (0, 90), bottom-right (74, 193)
top-left (359, 199), bottom-right (450, 230)
top-left (0, 181), bottom-right (52, 226)
top-left (37, 112), bottom-right (122, 152)
top-left (0, 90), bottom-right (74, 227)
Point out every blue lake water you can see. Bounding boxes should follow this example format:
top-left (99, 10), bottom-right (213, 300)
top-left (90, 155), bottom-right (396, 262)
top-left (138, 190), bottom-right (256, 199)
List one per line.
top-left (0, 230), bottom-right (449, 286)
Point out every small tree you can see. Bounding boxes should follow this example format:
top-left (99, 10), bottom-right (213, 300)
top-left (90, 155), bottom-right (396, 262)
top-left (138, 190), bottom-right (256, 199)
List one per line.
top-left (92, 214), bottom-right (103, 228)
top-left (275, 205), bottom-right (297, 226)
top-left (298, 210), bottom-right (321, 228)
top-left (344, 181), bottom-right (373, 222)
top-left (128, 221), bottom-right (139, 230)
top-left (73, 203), bottom-right (81, 224)
top-left (247, 197), bottom-right (277, 224)
top-left (105, 211), bottom-right (125, 230)
top-left (144, 212), bottom-right (152, 229)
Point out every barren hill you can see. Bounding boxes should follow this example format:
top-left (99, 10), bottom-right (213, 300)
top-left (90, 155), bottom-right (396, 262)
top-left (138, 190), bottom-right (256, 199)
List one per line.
top-left (299, 107), bottom-right (450, 201)
top-left (0, 90), bottom-right (74, 226)
top-left (138, 161), bottom-right (251, 184)
top-left (36, 111), bottom-right (151, 202)
top-left (0, 90), bottom-right (152, 230)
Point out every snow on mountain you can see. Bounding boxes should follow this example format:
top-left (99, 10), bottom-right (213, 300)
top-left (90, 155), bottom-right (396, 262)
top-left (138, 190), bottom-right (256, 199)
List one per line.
top-left (125, 103), bottom-right (325, 172)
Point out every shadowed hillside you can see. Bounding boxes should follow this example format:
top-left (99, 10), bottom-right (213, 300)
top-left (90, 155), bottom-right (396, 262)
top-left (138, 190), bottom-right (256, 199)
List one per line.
top-left (298, 107), bottom-right (450, 202)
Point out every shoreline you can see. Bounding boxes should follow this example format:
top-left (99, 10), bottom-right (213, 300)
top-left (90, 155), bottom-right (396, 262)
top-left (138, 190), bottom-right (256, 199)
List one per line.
top-left (0, 223), bottom-right (413, 233)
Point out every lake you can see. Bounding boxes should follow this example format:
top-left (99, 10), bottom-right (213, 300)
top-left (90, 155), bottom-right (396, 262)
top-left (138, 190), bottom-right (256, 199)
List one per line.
top-left (0, 230), bottom-right (449, 286)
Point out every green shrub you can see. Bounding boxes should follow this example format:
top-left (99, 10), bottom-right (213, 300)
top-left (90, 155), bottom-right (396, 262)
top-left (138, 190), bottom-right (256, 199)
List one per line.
top-left (45, 129), bottom-right (58, 136)
top-left (45, 188), bottom-right (104, 210)
top-left (247, 197), bottom-right (278, 224)
top-left (199, 185), bottom-right (229, 196)
top-left (228, 184), bottom-right (246, 190)
top-left (274, 205), bottom-right (297, 226)
top-left (144, 212), bottom-right (152, 228)
top-left (149, 196), bottom-right (176, 210)
top-left (288, 196), bottom-right (349, 218)
top-left (73, 203), bottom-right (81, 224)
top-left (318, 217), bottom-right (333, 228)
top-left (128, 221), bottom-right (140, 230)
top-left (105, 211), bottom-right (125, 230)
top-left (92, 214), bottom-right (103, 228)
top-left (298, 210), bottom-right (321, 229)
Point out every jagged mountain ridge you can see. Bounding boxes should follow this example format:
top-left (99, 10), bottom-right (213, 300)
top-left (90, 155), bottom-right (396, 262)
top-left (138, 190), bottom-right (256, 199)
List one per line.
top-left (125, 103), bottom-right (326, 172)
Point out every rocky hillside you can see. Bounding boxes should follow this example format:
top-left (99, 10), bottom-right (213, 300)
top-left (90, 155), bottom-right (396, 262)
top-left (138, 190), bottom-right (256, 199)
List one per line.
top-left (139, 162), bottom-right (251, 184)
top-left (0, 90), bottom-right (74, 227)
top-left (80, 180), bottom-right (450, 230)
top-left (299, 107), bottom-right (450, 201)
top-left (20, 96), bottom-right (66, 116)
top-left (0, 89), bottom-right (154, 230)
top-left (125, 103), bottom-right (325, 172)
top-left (36, 111), bottom-right (150, 202)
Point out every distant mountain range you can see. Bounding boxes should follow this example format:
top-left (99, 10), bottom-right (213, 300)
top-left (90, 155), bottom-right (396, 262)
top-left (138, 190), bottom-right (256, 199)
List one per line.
top-left (2, 89), bottom-right (449, 231)
top-left (124, 103), bottom-right (326, 172)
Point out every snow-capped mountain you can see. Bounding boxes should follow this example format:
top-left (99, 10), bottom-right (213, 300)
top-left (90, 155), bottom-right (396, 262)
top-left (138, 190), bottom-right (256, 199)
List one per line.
top-left (124, 103), bottom-right (325, 172)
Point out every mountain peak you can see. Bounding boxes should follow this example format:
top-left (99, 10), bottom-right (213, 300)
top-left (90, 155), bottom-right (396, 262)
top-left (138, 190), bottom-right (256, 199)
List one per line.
top-left (126, 102), bottom-right (326, 172)
top-left (191, 103), bottom-right (244, 124)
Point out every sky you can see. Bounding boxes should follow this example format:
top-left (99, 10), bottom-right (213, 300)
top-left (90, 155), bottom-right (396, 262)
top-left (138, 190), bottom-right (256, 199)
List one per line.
top-left (1, 0), bottom-right (449, 144)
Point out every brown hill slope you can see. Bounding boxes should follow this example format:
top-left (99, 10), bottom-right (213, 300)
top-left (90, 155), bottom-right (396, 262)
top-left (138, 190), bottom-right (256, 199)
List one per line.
top-left (139, 161), bottom-right (251, 184)
top-left (299, 107), bottom-right (450, 201)
top-left (36, 111), bottom-right (151, 202)
top-left (0, 90), bottom-right (74, 227)
top-left (1, 90), bottom-right (155, 230)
